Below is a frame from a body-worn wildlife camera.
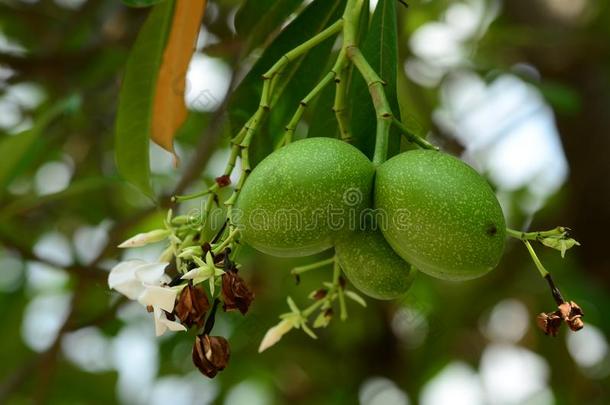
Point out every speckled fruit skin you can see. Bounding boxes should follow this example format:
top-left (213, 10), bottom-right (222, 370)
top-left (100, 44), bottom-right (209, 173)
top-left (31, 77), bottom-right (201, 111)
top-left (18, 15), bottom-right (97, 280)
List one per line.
top-left (235, 137), bottom-right (374, 257)
top-left (335, 228), bottom-right (417, 300)
top-left (375, 150), bottom-right (506, 281)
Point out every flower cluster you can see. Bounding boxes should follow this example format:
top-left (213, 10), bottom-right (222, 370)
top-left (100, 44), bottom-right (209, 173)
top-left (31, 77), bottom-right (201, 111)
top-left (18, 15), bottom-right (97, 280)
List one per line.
top-left (537, 300), bottom-right (584, 336)
top-left (108, 214), bottom-right (253, 378)
top-left (259, 259), bottom-right (366, 353)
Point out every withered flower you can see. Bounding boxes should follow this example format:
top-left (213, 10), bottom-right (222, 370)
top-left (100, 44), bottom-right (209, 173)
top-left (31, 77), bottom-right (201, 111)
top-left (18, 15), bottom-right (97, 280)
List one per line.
top-left (537, 300), bottom-right (584, 336)
top-left (175, 284), bottom-right (210, 328)
top-left (222, 270), bottom-right (254, 314)
top-left (558, 301), bottom-right (584, 331)
top-left (192, 335), bottom-right (230, 378)
top-left (536, 311), bottom-right (562, 337)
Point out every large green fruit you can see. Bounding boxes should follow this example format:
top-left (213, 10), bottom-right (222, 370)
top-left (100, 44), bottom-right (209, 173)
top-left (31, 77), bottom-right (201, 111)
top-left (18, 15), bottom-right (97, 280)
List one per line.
top-left (235, 137), bottom-right (374, 257)
top-left (375, 150), bottom-right (506, 281)
top-left (336, 228), bottom-right (417, 300)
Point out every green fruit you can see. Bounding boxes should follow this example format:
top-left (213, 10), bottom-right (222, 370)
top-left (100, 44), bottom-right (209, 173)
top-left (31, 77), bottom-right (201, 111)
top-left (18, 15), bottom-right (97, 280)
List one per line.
top-left (336, 228), bottom-right (417, 300)
top-left (375, 150), bottom-right (506, 281)
top-left (235, 137), bottom-right (374, 257)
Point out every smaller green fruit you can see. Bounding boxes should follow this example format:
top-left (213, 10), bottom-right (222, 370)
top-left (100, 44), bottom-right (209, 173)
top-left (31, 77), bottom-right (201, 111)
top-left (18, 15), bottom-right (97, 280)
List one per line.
top-left (335, 228), bottom-right (417, 300)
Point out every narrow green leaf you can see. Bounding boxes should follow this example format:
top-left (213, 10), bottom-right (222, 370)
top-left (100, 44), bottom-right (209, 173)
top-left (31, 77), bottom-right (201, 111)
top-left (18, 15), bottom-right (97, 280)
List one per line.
top-left (0, 95), bottom-right (81, 200)
top-left (349, 0), bottom-right (400, 159)
top-left (122, 0), bottom-right (166, 7)
top-left (114, 0), bottom-right (175, 197)
top-left (235, 0), bottom-right (304, 53)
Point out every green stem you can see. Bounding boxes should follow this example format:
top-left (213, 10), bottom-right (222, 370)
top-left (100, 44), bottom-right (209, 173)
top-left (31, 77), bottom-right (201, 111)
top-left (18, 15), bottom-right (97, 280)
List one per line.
top-left (213, 227), bottom-right (240, 254)
top-left (347, 47), bottom-right (393, 165)
top-left (291, 257), bottom-right (335, 276)
top-left (263, 19), bottom-right (344, 79)
top-left (334, 261), bottom-right (347, 321)
top-left (391, 117), bottom-right (439, 151)
top-left (302, 299), bottom-right (326, 318)
top-left (333, 50), bottom-right (351, 142)
top-left (281, 71), bottom-right (335, 145)
top-left (507, 227), bottom-right (567, 241)
top-left (172, 188), bottom-right (211, 202)
top-left (342, 0), bottom-right (364, 47)
top-left (523, 240), bottom-right (549, 278)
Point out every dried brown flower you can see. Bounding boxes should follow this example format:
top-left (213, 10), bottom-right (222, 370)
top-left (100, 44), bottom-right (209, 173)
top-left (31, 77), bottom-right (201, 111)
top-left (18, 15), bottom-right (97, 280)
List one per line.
top-left (192, 335), bottom-right (230, 378)
top-left (221, 271), bottom-right (254, 315)
top-left (175, 284), bottom-right (210, 328)
top-left (558, 301), bottom-right (584, 331)
top-left (536, 311), bottom-right (562, 336)
top-left (537, 300), bottom-right (584, 336)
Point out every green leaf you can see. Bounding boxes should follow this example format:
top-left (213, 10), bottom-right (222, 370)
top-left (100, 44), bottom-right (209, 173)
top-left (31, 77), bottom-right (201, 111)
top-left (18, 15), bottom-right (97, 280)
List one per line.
top-left (114, 0), bottom-right (175, 197)
top-left (540, 236), bottom-right (581, 258)
top-left (229, 0), bottom-right (345, 163)
top-left (0, 95), bottom-right (81, 200)
top-left (349, 0), bottom-right (401, 159)
top-left (122, 0), bottom-right (166, 7)
top-left (235, 0), bottom-right (304, 53)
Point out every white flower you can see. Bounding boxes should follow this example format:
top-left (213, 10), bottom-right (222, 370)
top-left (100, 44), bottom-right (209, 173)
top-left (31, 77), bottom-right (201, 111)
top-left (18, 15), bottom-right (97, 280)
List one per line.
top-left (108, 259), bottom-right (186, 336)
top-left (117, 229), bottom-right (170, 248)
top-left (181, 252), bottom-right (224, 295)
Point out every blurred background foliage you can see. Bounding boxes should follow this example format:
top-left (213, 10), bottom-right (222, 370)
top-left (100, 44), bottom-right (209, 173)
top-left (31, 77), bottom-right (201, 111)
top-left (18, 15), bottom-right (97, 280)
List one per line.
top-left (0, 0), bottom-right (609, 404)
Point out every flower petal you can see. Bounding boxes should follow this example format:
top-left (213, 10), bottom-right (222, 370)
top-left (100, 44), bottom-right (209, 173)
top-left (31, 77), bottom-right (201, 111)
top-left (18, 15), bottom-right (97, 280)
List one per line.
top-left (108, 260), bottom-right (147, 299)
top-left (134, 261), bottom-right (169, 285)
top-left (258, 319), bottom-right (293, 353)
top-left (153, 307), bottom-right (186, 337)
top-left (181, 268), bottom-right (200, 280)
top-left (138, 285), bottom-right (177, 312)
top-left (118, 229), bottom-right (170, 248)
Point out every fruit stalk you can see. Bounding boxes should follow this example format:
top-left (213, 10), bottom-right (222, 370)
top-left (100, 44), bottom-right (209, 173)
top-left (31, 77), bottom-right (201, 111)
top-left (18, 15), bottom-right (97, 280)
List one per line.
top-left (391, 117), bottom-right (439, 151)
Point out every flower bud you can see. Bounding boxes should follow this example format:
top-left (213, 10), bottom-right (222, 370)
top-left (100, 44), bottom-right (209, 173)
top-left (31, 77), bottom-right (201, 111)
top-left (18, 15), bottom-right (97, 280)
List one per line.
top-left (192, 335), bottom-right (230, 378)
top-left (118, 229), bottom-right (170, 248)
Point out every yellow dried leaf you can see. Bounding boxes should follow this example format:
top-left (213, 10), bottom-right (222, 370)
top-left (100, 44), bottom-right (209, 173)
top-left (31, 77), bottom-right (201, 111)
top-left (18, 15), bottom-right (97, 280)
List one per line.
top-left (152, 0), bottom-right (207, 162)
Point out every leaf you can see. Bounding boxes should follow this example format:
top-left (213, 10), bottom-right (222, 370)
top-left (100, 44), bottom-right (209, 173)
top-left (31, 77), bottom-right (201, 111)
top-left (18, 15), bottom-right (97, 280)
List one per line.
top-left (123, 0), bottom-right (166, 7)
top-left (152, 0), bottom-right (207, 157)
top-left (349, 0), bottom-right (401, 159)
top-left (0, 95), bottom-right (81, 200)
top-left (235, 0), bottom-right (304, 53)
top-left (115, 0), bottom-right (175, 196)
top-left (540, 236), bottom-right (581, 258)
top-left (229, 0), bottom-right (345, 163)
